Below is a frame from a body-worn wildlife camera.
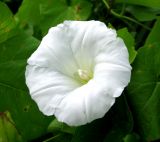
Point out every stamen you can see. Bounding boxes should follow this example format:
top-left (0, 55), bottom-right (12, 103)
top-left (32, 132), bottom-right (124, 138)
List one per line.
top-left (78, 69), bottom-right (91, 81)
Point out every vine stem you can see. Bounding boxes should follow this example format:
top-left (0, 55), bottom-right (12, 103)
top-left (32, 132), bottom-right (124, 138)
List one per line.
top-left (102, 0), bottom-right (151, 30)
top-left (43, 134), bottom-right (61, 142)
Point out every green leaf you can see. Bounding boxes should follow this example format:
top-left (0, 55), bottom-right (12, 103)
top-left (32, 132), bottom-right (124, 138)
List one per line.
top-left (0, 1), bottom-right (17, 43)
top-left (145, 17), bottom-right (160, 45)
top-left (0, 2), bottom-right (52, 141)
top-left (127, 43), bottom-right (160, 141)
top-left (123, 133), bottom-right (140, 142)
top-left (48, 118), bottom-right (76, 134)
top-left (126, 5), bottom-right (158, 22)
top-left (117, 28), bottom-right (137, 63)
top-left (15, 0), bottom-right (40, 25)
top-left (116, 0), bottom-right (160, 9)
top-left (16, 0), bottom-right (92, 35)
top-left (0, 111), bottom-right (23, 142)
top-left (0, 31), bottom-right (52, 141)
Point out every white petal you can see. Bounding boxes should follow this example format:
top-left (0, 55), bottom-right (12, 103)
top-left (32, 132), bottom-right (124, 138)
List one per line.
top-left (94, 38), bottom-right (131, 97)
top-left (54, 79), bottom-right (115, 126)
top-left (63, 21), bottom-right (117, 71)
top-left (27, 24), bottom-right (79, 77)
top-left (25, 65), bottom-right (80, 115)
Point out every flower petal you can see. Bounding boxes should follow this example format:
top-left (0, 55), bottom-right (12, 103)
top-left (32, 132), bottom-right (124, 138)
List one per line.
top-left (94, 38), bottom-right (131, 97)
top-left (27, 24), bottom-right (79, 77)
top-left (25, 65), bottom-right (80, 115)
top-left (55, 79), bottom-right (115, 126)
top-left (63, 21), bottom-right (117, 72)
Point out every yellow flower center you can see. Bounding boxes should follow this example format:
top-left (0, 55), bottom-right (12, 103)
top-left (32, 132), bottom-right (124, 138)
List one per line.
top-left (78, 69), bottom-right (91, 81)
top-left (74, 69), bottom-right (92, 84)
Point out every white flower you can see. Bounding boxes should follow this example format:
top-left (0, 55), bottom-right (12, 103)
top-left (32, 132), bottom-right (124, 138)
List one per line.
top-left (25, 21), bottom-right (131, 126)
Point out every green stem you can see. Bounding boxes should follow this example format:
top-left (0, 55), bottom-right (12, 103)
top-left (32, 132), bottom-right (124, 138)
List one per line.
top-left (120, 1), bottom-right (126, 15)
top-left (102, 0), bottom-right (151, 30)
top-left (43, 134), bottom-right (61, 142)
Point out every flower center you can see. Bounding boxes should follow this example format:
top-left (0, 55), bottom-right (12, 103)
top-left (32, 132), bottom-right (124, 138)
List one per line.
top-left (78, 69), bottom-right (91, 81)
top-left (75, 69), bottom-right (92, 84)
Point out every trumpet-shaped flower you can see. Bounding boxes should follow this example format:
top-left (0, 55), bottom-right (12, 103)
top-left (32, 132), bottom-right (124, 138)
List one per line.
top-left (25, 21), bottom-right (131, 126)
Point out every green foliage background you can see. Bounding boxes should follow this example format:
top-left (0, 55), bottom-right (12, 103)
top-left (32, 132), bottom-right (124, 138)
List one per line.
top-left (0, 0), bottom-right (160, 141)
